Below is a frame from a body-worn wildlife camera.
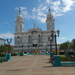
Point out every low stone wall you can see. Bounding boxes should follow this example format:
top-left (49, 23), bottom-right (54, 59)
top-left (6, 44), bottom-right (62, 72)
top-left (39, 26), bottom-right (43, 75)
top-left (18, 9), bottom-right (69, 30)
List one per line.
top-left (49, 52), bottom-right (75, 66)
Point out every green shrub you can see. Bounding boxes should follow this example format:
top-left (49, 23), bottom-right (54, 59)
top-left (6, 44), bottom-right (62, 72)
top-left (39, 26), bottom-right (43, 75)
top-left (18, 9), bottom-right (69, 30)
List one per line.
top-left (0, 53), bottom-right (4, 57)
top-left (59, 52), bottom-right (65, 55)
top-left (60, 55), bottom-right (71, 61)
top-left (20, 52), bottom-right (23, 56)
top-left (11, 53), bottom-right (18, 56)
top-left (68, 52), bottom-right (74, 55)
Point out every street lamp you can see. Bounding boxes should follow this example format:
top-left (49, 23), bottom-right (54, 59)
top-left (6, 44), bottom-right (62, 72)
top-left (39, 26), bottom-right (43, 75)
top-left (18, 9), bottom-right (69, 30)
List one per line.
top-left (42, 42), bottom-right (43, 50)
top-left (17, 36), bottom-right (19, 52)
top-left (50, 30), bottom-right (54, 52)
top-left (29, 44), bottom-right (31, 53)
top-left (27, 44), bottom-right (29, 52)
top-left (30, 44), bottom-right (32, 53)
top-left (22, 45), bottom-right (23, 52)
top-left (55, 30), bottom-right (60, 55)
top-left (25, 42), bottom-right (27, 52)
top-left (50, 30), bottom-right (60, 55)
top-left (7, 39), bottom-right (12, 53)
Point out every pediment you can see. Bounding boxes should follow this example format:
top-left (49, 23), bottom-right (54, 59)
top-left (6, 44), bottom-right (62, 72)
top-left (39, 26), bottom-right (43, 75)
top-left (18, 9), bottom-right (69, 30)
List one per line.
top-left (28, 28), bottom-right (42, 33)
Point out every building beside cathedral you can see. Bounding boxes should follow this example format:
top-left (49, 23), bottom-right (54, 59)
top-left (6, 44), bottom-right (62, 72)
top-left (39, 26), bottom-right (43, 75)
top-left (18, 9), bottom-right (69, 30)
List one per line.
top-left (14, 8), bottom-right (59, 53)
top-left (0, 38), bottom-right (6, 45)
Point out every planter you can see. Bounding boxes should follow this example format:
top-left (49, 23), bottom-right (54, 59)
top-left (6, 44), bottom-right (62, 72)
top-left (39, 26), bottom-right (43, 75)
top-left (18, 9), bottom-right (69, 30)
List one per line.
top-left (7, 54), bottom-right (11, 61)
top-left (20, 52), bottom-right (24, 56)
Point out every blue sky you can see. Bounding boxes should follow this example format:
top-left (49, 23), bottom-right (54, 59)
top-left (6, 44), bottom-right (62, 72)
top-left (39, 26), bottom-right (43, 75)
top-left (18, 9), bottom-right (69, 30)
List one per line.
top-left (0, 0), bottom-right (75, 45)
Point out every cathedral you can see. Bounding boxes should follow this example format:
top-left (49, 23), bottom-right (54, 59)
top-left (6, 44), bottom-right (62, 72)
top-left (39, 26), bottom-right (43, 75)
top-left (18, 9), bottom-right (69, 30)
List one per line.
top-left (14, 8), bottom-right (59, 53)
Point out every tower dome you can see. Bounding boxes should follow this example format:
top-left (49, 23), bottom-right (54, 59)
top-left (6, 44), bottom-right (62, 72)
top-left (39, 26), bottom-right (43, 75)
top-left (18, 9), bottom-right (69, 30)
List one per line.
top-left (16, 14), bottom-right (23, 22)
top-left (15, 8), bottom-right (24, 33)
top-left (46, 7), bottom-right (55, 31)
top-left (47, 8), bottom-right (53, 19)
top-left (16, 8), bottom-right (23, 22)
top-left (17, 14), bottom-right (23, 19)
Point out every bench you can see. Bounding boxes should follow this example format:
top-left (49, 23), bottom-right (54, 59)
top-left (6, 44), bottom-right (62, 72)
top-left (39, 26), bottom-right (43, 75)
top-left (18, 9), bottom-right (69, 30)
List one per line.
top-left (0, 57), bottom-right (7, 63)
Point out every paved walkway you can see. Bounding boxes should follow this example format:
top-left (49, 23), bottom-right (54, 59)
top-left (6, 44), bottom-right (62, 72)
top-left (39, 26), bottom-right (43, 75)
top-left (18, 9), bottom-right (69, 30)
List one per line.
top-left (0, 55), bottom-right (75, 75)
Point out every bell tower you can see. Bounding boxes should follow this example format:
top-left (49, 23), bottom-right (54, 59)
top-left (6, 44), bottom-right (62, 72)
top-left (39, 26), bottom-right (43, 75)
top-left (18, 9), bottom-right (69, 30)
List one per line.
top-left (15, 8), bottom-right (24, 33)
top-left (46, 7), bottom-right (55, 31)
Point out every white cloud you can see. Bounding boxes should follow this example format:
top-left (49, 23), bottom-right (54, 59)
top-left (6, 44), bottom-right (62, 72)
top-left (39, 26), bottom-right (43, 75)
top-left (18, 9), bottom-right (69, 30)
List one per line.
top-left (22, 11), bottom-right (30, 19)
top-left (31, 4), bottom-right (47, 23)
top-left (15, 7), bottom-right (26, 10)
top-left (15, 7), bottom-right (19, 10)
top-left (15, 0), bottom-right (75, 23)
top-left (46, 0), bottom-right (51, 4)
top-left (30, 0), bottom-right (75, 23)
top-left (37, 11), bottom-right (46, 16)
top-left (37, 16), bottom-right (46, 23)
top-left (32, 8), bottom-right (36, 12)
top-left (59, 37), bottom-right (66, 39)
top-left (20, 7), bottom-right (26, 10)
top-left (62, 0), bottom-right (75, 12)
top-left (41, 6), bottom-right (47, 11)
top-left (51, 0), bottom-right (75, 16)
top-left (52, 1), bottom-right (60, 6)
top-left (15, 7), bottom-right (30, 19)
top-left (0, 33), bottom-right (14, 38)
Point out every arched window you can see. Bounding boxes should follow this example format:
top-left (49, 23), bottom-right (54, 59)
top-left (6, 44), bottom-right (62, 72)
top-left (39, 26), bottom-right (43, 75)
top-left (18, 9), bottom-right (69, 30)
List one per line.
top-left (28, 35), bottom-right (30, 44)
top-left (28, 35), bottom-right (32, 44)
top-left (50, 17), bottom-right (51, 19)
top-left (38, 35), bottom-right (41, 44)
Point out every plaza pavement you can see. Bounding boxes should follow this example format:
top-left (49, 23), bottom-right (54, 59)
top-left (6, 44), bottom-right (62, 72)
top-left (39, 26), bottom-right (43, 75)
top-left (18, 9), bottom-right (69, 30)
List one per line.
top-left (0, 55), bottom-right (75, 75)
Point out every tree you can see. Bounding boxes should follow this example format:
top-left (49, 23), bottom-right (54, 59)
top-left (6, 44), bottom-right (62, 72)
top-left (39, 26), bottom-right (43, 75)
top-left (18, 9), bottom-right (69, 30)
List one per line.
top-left (0, 44), bottom-right (13, 53)
top-left (4, 44), bottom-right (8, 53)
top-left (0, 45), bottom-right (4, 52)
top-left (72, 39), bottom-right (75, 51)
top-left (69, 43), bottom-right (75, 51)
top-left (7, 45), bottom-right (13, 53)
top-left (60, 41), bottom-right (70, 51)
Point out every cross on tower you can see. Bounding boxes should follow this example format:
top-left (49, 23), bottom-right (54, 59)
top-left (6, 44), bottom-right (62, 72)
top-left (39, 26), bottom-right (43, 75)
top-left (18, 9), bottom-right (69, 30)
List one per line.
top-left (19, 7), bottom-right (21, 15)
top-left (49, 6), bottom-right (50, 13)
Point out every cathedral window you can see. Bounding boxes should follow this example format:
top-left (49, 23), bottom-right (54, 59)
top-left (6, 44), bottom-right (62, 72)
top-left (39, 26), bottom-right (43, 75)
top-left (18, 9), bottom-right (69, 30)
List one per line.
top-left (20, 25), bottom-right (22, 31)
top-left (28, 35), bottom-right (32, 44)
top-left (38, 35), bottom-right (40, 44)
top-left (28, 35), bottom-right (30, 44)
top-left (50, 17), bottom-right (51, 19)
top-left (48, 36), bottom-right (50, 41)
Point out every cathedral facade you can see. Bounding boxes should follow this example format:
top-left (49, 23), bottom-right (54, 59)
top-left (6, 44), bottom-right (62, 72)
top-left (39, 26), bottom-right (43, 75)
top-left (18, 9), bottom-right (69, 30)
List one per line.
top-left (14, 8), bottom-right (59, 52)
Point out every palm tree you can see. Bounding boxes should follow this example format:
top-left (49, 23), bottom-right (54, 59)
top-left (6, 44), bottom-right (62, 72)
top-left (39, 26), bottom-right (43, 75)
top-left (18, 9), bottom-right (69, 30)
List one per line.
top-left (72, 39), bottom-right (75, 51)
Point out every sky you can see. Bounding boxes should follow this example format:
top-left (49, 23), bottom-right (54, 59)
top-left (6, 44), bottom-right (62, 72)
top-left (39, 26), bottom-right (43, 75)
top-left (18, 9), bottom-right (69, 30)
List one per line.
top-left (0, 0), bottom-right (75, 45)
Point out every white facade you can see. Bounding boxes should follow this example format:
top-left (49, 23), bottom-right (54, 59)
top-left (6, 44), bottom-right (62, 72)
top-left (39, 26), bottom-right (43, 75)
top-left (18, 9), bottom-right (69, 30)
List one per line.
top-left (14, 8), bottom-right (59, 52)
top-left (46, 9), bottom-right (55, 31)
top-left (0, 38), bottom-right (6, 45)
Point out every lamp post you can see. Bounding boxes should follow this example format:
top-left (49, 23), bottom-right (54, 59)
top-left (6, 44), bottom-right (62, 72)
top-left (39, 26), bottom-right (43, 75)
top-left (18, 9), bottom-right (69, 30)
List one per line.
top-left (55, 30), bottom-right (60, 55)
top-left (42, 42), bottom-right (43, 50)
top-left (50, 39), bottom-right (52, 52)
top-left (30, 44), bottom-right (32, 53)
top-left (7, 39), bottom-right (12, 53)
top-left (50, 30), bottom-right (60, 55)
top-left (27, 44), bottom-right (29, 52)
top-left (30, 44), bottom-right (31, 53)
top-left (22, 45), bottom-right (23, 52)
top-left (25, 42), bottom-right (27, 52)
top-left (50, 31), bottom-right (54, 52)
top-left (17, 36), bottom-right (19, 52)
top-left (45, 42), bottom-right (47, 51)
